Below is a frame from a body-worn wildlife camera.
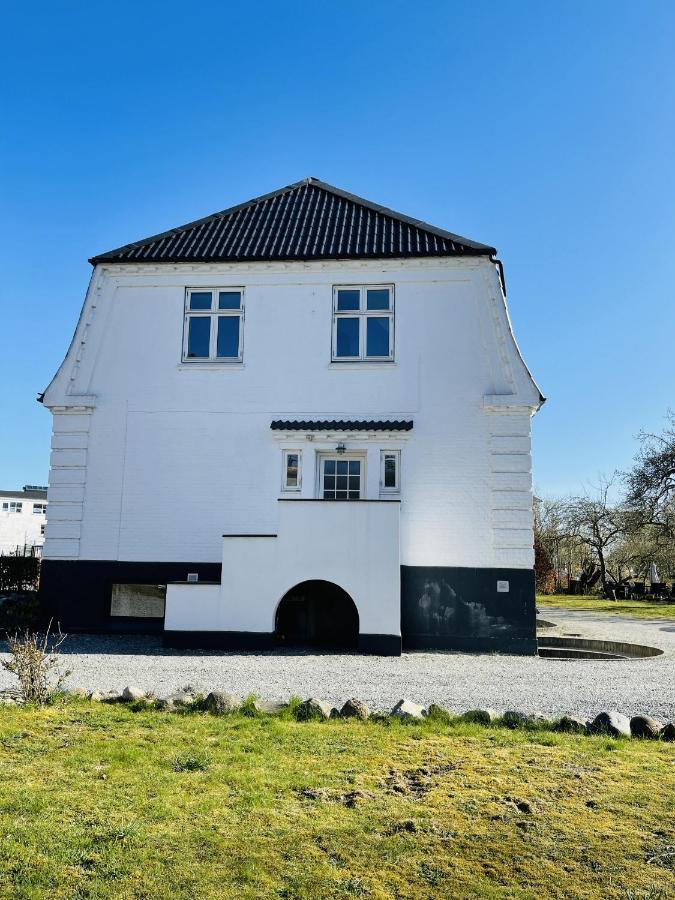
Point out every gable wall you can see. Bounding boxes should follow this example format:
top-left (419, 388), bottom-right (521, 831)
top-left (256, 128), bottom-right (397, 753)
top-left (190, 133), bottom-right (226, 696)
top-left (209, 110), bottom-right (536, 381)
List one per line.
top-left (42, 258), bottom-right (539, 569)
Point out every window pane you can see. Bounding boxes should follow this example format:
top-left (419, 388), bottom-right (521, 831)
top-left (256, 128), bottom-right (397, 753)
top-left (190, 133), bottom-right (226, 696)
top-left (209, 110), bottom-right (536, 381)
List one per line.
top-left (348, 476), bottom-right (359, 490)
top-left (337, 289), bottom-right (360, 311)
top-left (336, 461), bottom-right (348, 475)
top-left (348, 461), bottom-right (360, 475)
top-left (218, 291), bottom-right (241, 310)
top-left (384, 455), bottom-right (397, 488)
top-left (367, 288), bottom-right (390, 310)
top-left (189, 291), bottom-right (212, 310)
top-left (336, 490), bottom-right (348, 500)
top-left (348, 490), bottom-right (360, 500)
top-left (286, 453), bottom-right (299, 487)
top-left (366, 317), bottom-right (390, 357)
top-left (324, 460), bottom-right (335, 475)
top-left (216, 316), bottom-right (240, 358)
top-left (323, 475), bottom-right (335, 490)
top-left (187, 317), bottom-right (210, 357)
top-left (335, 318), bottom-right (360, 357)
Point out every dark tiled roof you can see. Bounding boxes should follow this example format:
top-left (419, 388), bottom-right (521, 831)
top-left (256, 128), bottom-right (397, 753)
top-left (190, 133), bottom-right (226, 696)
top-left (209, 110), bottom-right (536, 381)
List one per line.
top-left (270, 420), bottom-right (413, 432)
top-left (0, 488), bottom-right (48, 500)
top-left (90, 178), bottom-right (495, 264)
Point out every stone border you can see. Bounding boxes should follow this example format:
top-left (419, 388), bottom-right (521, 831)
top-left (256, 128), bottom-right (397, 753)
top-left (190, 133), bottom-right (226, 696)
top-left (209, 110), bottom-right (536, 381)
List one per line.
top-left (9, 686), bottom-right (669, 742)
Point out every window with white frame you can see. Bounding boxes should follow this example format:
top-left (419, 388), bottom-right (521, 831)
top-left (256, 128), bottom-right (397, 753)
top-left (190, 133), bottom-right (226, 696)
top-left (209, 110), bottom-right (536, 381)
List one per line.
top-left (380, 450), bottom-right (400, 493)
top-left (281, 450), bottom-right (302, 491)
top-left (40, 523), bottom-right (46, 535)
top-left (2, 501), bottom-right (22, 513)
top-left (183, 288), bottom-right (244, 362)
top-left (332, 285), bottom-right (394, 361)
top-left (33, 503), bottom-right (47, 514)
top-left (319, 455), bottom-right (364, 500)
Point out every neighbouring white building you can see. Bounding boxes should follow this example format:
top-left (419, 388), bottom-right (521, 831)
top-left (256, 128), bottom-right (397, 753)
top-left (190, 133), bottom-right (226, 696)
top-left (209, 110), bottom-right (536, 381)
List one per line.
top-left (39, 179), bottom-right (543, 654)
top-left (0, 487), bottom-right (48, 556)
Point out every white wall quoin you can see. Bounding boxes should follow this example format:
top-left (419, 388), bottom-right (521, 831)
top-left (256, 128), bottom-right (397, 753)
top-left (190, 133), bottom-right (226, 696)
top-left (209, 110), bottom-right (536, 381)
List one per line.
top-left (42, 405), bottom-right (93, 560)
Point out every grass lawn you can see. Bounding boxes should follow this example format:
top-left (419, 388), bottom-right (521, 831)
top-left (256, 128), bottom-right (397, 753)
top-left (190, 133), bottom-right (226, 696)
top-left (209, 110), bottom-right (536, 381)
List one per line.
top-left (537, 593), bottom-right (675, 620)
top-left (0, 701), bottom-right (673, 898)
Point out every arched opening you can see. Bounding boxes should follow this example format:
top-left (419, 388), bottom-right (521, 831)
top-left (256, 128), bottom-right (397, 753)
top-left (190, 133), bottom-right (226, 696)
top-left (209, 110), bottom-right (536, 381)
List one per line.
top-left (275, 580), bottom-right (359, 649)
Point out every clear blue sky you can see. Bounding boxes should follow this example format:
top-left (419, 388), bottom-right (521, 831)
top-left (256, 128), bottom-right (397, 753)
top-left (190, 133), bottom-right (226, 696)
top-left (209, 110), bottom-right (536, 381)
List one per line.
top-left (1, 1), bottom-right (674, 496)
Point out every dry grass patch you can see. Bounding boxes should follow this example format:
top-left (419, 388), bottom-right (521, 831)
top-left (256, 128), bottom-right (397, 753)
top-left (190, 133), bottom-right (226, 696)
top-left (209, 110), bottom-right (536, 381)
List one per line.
top-left (0, 700), bottom-right (672, 898)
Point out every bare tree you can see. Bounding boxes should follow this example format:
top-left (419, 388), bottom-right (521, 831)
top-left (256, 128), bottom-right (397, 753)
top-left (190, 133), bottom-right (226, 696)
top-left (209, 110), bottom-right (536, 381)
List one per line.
top-left (562, 479), bottom-right (627, 595)
top-left (625, 413), bottom-right (675, 537)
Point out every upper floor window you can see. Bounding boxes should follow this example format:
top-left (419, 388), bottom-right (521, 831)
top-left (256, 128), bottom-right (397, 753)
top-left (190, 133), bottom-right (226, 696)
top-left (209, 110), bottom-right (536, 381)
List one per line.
top-left (33, 503), bottom-right (47, 514)
top-left (332, 285), bottom-right (394, 361)
top-left (2, 501), bottom-right (22, 513)
top-left (281, 450), bottom-right (302, 492)
top-left (183, 288), bottom-right (244, 362)
top-left (380, 450), bottom-right (400, 494)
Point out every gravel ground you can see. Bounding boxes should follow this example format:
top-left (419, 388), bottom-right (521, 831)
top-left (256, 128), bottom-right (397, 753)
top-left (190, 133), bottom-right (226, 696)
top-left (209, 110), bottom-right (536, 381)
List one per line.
top-left (1, 608), bottom-right (673, 719)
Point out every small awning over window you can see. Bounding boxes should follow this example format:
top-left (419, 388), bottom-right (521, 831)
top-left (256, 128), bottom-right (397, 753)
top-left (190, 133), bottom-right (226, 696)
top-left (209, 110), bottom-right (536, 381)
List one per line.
top-left (270, 420), bottom-right (413, 432)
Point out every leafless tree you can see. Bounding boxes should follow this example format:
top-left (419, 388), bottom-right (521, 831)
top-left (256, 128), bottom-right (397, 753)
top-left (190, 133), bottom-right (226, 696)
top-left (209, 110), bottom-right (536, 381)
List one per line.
top-left (625, 413), bottom-right (675, 537)
top-left (562, 478), bottom-right (627, 595)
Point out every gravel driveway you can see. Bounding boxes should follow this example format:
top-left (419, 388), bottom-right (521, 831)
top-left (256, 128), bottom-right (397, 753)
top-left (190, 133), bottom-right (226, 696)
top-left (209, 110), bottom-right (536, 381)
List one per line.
top-left (1, 608), bottom-right (673, 719)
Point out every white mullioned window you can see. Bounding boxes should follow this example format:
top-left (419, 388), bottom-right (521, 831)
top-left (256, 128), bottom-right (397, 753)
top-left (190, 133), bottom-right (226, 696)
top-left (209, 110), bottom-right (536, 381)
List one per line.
top-left (183, 288), bottom-right (244, 362)
top-left (318, 454), bottom-right (365, 500)
top-left (380, 450), bottom-right (401, 493)
top-left (33, 503), bottom-right (47, 514)
top-left (2, 501), bottom-right (22, 513)
top-left (281, 450), bottom-right (302, 491)
top-left (332, 285), bottom-right (394, 361)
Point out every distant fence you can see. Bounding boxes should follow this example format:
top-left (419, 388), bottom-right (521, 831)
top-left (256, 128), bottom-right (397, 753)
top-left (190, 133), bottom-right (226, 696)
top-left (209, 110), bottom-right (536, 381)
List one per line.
top-left (0, 554), bottom-right (41, 592)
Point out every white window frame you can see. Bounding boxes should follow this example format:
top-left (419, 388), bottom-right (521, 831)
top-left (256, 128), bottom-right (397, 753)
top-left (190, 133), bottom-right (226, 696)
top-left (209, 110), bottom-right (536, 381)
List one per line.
top-left (3, 501), bottom-right (23, 513)
top-left (182, 288), bottom-right (245, 363)
top-left (331, 284), bottom-right (394, 362)
top-left (33, 503), bottom-right (47, 514)
top-left (316, 452), bottom-right (367, 500)
top-left (380, 450), bottom-right (401, 494)
top-left (281, 449), bottom-right (302, 492)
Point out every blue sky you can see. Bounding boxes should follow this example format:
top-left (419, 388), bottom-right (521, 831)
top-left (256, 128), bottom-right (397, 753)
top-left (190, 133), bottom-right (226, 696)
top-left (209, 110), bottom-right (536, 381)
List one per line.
top-left (1, 1), bottom-right (674, 496)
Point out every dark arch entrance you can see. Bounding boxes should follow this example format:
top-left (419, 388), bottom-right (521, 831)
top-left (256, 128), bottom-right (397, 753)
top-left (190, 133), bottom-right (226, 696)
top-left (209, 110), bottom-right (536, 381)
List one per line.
top-left (275, 580), bottom-right (359, 649)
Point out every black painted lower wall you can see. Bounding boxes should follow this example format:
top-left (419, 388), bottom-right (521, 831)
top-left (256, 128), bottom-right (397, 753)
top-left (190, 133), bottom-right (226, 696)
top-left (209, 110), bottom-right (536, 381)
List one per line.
top-left (40, 559), bottom-right (536, 654)
top-left (401, 565), bottom-right (537, 654)
top-left (39, 559), bottom-right (222, 634)
top-left (163, 630), bottom-right (402, 655)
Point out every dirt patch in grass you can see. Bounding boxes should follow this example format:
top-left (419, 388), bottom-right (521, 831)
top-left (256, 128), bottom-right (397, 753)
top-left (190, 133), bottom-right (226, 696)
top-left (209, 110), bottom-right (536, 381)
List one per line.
top-left (0, 701), bottom-right (672, 898)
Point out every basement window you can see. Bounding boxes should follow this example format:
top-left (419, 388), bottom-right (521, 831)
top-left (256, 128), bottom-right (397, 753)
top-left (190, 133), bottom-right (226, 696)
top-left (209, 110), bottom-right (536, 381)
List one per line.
top-left (183, 288), bottom-right (244, 362)
top-left (332, 285), bottom-right (394, 361)
top-left (110, 584), bottom-right (166, 618)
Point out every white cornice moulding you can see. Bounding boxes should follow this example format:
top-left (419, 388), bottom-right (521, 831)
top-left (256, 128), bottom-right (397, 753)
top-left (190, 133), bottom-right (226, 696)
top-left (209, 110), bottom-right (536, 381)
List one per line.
top-left (47, 395), bottom-right (97, 412)
top-left (482, 394), bottom-right (536, 414)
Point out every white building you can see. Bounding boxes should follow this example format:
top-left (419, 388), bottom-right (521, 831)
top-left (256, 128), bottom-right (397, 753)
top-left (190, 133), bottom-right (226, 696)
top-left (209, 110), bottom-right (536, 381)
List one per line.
top-left (39, 179), bottom-right (543, 653)
top-left (0, 487), bottom-right (48, 556)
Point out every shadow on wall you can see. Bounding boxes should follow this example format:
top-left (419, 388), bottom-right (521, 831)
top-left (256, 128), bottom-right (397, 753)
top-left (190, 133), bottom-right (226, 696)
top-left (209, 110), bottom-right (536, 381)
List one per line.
top-left (401, 566), bottom-right (536, 652)
top-left (412, 578), bottom-right (512, 638)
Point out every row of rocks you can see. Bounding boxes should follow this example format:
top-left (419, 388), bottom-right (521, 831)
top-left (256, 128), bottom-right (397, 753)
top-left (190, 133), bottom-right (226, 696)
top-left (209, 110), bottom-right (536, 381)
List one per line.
top-left (59, 687), bottom-right (675, 740)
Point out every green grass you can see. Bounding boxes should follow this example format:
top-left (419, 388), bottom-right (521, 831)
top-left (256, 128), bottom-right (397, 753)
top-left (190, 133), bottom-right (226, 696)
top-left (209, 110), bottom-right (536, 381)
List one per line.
top-left (537, 593), bottom-right (675, 619)
top-left (0, 701), bottom-right (673, 898)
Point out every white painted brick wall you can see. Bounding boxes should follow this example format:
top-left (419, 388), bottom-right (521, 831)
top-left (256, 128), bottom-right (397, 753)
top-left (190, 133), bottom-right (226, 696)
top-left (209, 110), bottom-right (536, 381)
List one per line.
top-left (42, 257), bottom-right (541, 570)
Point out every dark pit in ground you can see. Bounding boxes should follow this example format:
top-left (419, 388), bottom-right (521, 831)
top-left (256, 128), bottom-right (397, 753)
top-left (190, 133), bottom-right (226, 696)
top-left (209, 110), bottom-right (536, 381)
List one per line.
top-left (537, 635), bottom-right (664, 660)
